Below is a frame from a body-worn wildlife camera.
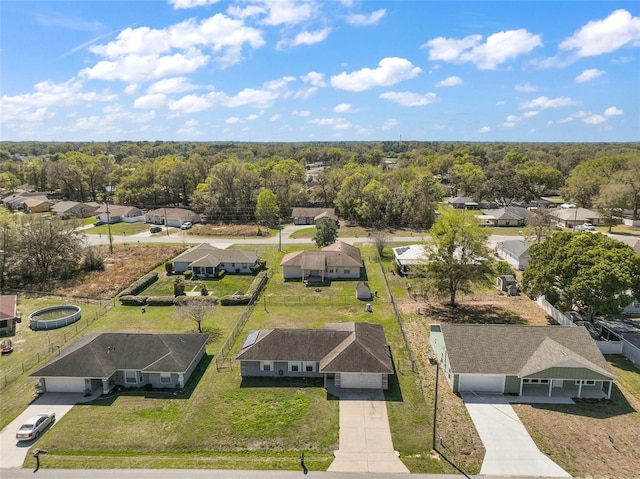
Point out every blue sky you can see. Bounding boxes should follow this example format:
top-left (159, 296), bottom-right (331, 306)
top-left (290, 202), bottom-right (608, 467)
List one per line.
top-left (1, 1), bottom-right (639, 142)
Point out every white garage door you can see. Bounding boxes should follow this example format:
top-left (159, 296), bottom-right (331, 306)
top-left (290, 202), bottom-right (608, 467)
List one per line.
top-left (341, 373), bottom-right (382, 389)
top-left (44, 378), bottom-right (86, 393)
top-left (458, 374), bottom-right (504, 393)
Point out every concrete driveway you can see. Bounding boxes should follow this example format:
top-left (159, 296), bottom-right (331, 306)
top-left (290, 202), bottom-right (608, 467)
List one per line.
top-left (0, 392), bottom-right (89, 469)
top-left (463, 395), bottom-right (570, 477)
top-left (328, 389), bottom-right (409, 474)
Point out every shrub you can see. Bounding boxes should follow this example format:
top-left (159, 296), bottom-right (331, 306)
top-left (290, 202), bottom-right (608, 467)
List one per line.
top-left (200, 283), bottom-right (209, 296)
top-left (250, 263), bottom-right (262, 275)
top-left (496, 261), bottom-right (513, 276)
top-left (184, 270), bottom-right (192, 280)
top-left (256, 227), bottom-right (263, 236)
top-left (146, 296), bottom-right (176, 306)
top-left (165, 262), bottom-right (173, 275)
top-left (216, 269), bottom-right (226, 279)
top-left (119, 271), bottom-right (158, 296)
top-left (83, 247), bottom-right (105, 272)
top-left (119, 295), bottom-right (148, 306)
top-left (174, 277), bottom-right (185, 297)
top-left (174, 295), bottom-right (218, 306)
top-left (220, 295), bottom-right (251, 306)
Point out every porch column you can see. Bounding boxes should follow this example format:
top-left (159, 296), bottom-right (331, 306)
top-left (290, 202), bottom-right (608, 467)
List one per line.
top-left (578, 381), bottom-right (583, 398)
top-left (607, 381), bottom-right (612, 399)
top-left (178, 373), bottom-right (184, 388)
top-left (519, 379), bottom-right (523, 396)
top-left (548, 380), bottom-right (553, 397)
top-left (102, 379), bottom-right (110, 394)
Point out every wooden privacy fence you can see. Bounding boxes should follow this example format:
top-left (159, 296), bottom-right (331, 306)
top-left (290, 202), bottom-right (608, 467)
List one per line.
top-left (215, 272), bottom-right (269, 371)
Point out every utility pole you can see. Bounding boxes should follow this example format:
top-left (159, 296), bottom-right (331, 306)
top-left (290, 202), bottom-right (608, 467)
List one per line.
top-left (278, 215), bottom-right (282, 252)
top-left (105, 201), bottom-right (113, 254)
top-left (432, 359), bottom-right (439, 451)
top-left (164, 207), bottom-right (170, 236)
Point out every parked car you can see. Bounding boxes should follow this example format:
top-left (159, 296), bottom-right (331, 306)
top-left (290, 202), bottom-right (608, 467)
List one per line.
top-left (16, 412), bottom-right (55, 441)
top-left (180, 222), bottom-right (193, 230)
top-left (93, 220), bottom-right (105, 226)
top-left (575, 223), bottom-right (595, 231)
top-left (149, 226), bottom-right (162, 233)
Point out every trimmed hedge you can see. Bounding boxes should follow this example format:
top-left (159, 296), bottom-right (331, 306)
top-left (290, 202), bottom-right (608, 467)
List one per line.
top-left (174, 296), bottom-right (219, 306)
top-left (146, 296), bottom-right (176, 306)
top-left (119, 271), bottom-right (158, 296)
top-left (120, 295), bottom-right (148, 306)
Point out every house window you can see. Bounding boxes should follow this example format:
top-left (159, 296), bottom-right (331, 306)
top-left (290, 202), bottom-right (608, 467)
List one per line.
top-left (343, 269), bottom-right (350, 274)
top-left (231, 263), bottom-right (235, 267)
top-left (289, 362), bottom-right (301, 372)
top-left (260, 361), bottom-right (273, 372)
top-left (328, 268), bottom-right (334, 273)
top-left (124, 370), bottom-right (138, 384)
top-left (523, 378), bottom-right (549, 384)
top-left (160, 373), bottom-right (172, 384)
top-left (576, 380), bottom-right (596, 386)
top-left (304, 362), bottom-right (315, 372)
top-left (0, 320), bottom-right (8, 329)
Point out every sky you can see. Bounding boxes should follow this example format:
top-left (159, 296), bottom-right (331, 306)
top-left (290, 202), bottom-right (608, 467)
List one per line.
top-left (1, 1), bottom-right (639, 143)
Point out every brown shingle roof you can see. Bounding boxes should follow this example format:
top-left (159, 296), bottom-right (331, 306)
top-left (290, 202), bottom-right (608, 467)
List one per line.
top-left (280, 241), bottom-right (363, 269)
top-left (440, 323), bottom-right (614, 379)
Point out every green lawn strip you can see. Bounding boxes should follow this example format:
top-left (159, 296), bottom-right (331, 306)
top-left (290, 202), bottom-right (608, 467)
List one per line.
top-left (88, 222), bottom-right (151, 236)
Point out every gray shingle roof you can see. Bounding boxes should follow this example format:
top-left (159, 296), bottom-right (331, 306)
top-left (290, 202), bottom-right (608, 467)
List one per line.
top-left (280, 241), bottom-right (363, 269)
top-left (31, 333), bottom-right (208, 378)
top-left (174, 243), bottom-right (258, 266)
top-left (440, 323), bottom-right (614, 379)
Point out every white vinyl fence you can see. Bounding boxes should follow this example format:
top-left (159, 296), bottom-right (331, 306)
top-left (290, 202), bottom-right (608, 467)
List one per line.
top-left (596, 341), bottom-right (623, 354)
top-left (535, 296), bottom-right (575, 327)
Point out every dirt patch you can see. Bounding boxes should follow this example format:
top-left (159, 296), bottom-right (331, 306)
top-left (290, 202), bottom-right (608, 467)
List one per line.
top-left (190, 223), bottom-right (271, 237)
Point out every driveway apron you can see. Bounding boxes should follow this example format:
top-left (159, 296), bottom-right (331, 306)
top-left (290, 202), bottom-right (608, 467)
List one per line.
top-left (0, 392), bottom-right (89, 468)
top-left (463, 396), bottom-right (570, 477)
top-left (328, 389), bottom-right (409, 474)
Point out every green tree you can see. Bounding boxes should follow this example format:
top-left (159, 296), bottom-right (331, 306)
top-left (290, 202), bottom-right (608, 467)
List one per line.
top-left (415, 209), bottom-right (492, 306)
top-left (563, 155), bottom-right (629, 207)
top-left (523, 207), bottom-right (555, 244)
top-left (356, 179), bottom-right (391, 227)
top-left (479, 162), bottom-right (534, 206)
top-left (516, 161), bottom-right (564, 195)
top-left (314, 219), bottom-right (338, 248)
top-left (523, 232), bottom-right (640, 320)
top-left (594, 183), bottom-right (627, 232)
top-left (402, 174), bottom-right (443, 229)
top-left (451, 162), bottom-right (486, 197)
top-left (255, 188), bottom-right (279, 227)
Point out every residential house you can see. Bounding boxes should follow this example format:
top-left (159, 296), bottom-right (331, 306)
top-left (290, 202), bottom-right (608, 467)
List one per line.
top-left (145, 208), bottom-right (200, 228)
top-left (477, 206), bottom-right (530, 227)
top-left (95, 204), bottom-right (144, 224)
top-left (291, 207), bottom-right (337, 226)
top-left (430, 323), bottom-right (615, 398)
top-left (280, 240), bottom-right (363, 282)
top-left (448, 196), bottom-right (480, 210)
top-left (31, 332), bottom-right (208, 394)
top-left (0, 295), bottom-right (19, 336)
top-left (392, 244), bottom-right (427, 275)
top-left (51, 201), bottom-right (99, 218)
top-left (21, 197), bottom-right (53, 213)
top-left (495, 239), bottom-right (532, 270)
top-left (236, 322), bottom-right (394, 389)
top-left (550, 207), bottom-right (604, 228)
top-left (173, 243), bottom-right (259, 276)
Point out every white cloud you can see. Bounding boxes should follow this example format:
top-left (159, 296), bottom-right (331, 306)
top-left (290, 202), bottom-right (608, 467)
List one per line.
top-left (333, 122), bottom-right (352, 130)
top-left (346, 8), bottom-right (386, 26)
top-left (330, 57), bottom-right (421, 91)
top-left (170, 0), bottom-right (220, 9)
top-left (226, 116), bottom-right (242, 124)
top-left (380, 91), bottom-right (436, 106)
top-left (177, 119), bottom-right (200, 136)
top-left (292, 110), bottom-right (311, 117)
top-left (278, 28), bottom-right (331, 49)
top-left (133, 93), bottom-right (167, 109)
top-left (260, 0), bottom-right (315, 26)
top-left (300, 71), bottom-right (326, 87)
top-left (584, 114), bottom-right (607, 124)
top-left (382, 118), bottom-right (399, 130)
top-left (308, 117), bottom-right (344, 126)
top-left (293, 87), bottom-right (317, 99)
top-left (604, 106), bottom-right (623, 116)
top-left (269, 114), bottom-right (281, 121)
top-left (333, 103), bottom-right (351, 113)
top-left (169, 92), bottom-right (225, 113)
top-left (435, 76), bottom-right (462, 87)
top-left (477, 126), bottom-right (490, 133)
top-left (147, 77), bottom-right (196, 94)
top-left (504, 110), bottom-right (539, 125)
top-left (424, 29), bottom-right (542, 69)
top-left (226, 88), bottom-right (279, 108)
top-left (519, 96), bottom-right (578, 110)
top-left (246, 114), bottom-right (260, 121)
top-left (559, 9), bottom-right (640, 57)
top-left (574, 68), bottom-right (605, 83)
top-left (124, 84), bottom-right (139, 95)
top-left (515, 82), bottom-right (537, 92)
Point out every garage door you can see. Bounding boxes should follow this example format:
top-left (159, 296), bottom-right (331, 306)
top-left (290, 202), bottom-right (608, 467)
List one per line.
top-left (458, 374), bottom-right (504, 393)
top-left (44, 378), bottom-right (86, 393)
top-left (341, 373), bottom-right (382, 389)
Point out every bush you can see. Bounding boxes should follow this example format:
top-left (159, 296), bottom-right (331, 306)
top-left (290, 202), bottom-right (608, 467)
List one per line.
top-left (165, 262), bottom-right (173, 275)
top-left (250, 263), bottom-right (262, 275)
top-left (184, 270), bottom-right (192, 280)
top-left (83, 247), bottom-right (105, 272)
top-left (119, 271), bottom-right (159, 296)
top-left (146, 296), bottom-right (176, 306)
top-left (174, 277), bottom-right (185, 297)
top-left (174, 295), bottom-right (218, 306)
top-left (220, 295), bottom-right (251, 306)
top-left (217, 269), bottom-right (226, 279)
top-left (256, 227), bottom-right (263, 236)
top-left (496, 261), bottom-right (513, 276)
top-left (119, 295), bottom-right (148, 306)
top-left (200, 283), bottom-right (209, 296)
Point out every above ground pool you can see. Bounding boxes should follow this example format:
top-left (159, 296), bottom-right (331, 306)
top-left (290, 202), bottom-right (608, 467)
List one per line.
top-left (29, 305), bottom-right (82, 330)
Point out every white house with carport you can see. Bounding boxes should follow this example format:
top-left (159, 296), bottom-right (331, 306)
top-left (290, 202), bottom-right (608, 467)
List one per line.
top-left (392, 244), bottom-right (427, 275)
top-left (145, 207), bottom-right (200, 228)
top-left (95, 204), bottom-right (144, 223)
top-left (31, 332), bottom-right (208, 394)
top-left (236, 322), bottom-right (394, 389)
top-left (172, 243), bottom-right (259, 276)
top-left (430, 323), bottom-right (615, 398)
top-left (495, 239), bottom-right (532, 271)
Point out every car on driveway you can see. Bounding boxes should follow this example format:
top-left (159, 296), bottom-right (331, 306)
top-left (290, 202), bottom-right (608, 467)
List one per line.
top-left (149, 225), bottom-right (162, 233)
top-left (180, 222), bottom-right (193, 230)
top-left (16, 412), bottom-right (55, 441)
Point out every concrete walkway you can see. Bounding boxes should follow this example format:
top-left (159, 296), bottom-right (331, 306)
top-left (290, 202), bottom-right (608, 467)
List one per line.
top-left (463, 395), bottom-right (570, 477)
top-left (328, 389), bottom-right (409, 474)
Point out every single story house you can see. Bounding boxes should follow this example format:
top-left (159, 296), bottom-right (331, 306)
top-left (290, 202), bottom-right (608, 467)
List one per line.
top-left (31, 332), bottom-right (208, 394)
top-left (280, 241), bottom-right (363, 282)
top-left (291, 207), bottom-right (337, 226)
top-left (173, 243), bottom-right (259, 276)
top-left (145, 208), bottom-right (200, 228)
top-left (22, 197), bottom-right (53, 213)
top-left (550, 207), bottom-right (604, 228)
top-left (477, 207), bottom-right (530, 227)
top-left (236, 322), bottom-right (394, 389)
top-left (622, 300), bottom-right (640, 317)
top-left (392, 244), bottom-right (427, 275)
top-left (51, 201), bottom-right (99, 218)
top-left (495, 239), bottom-right (532, 271)
top-left (430, 323), bottom-right (615, 398)
top-left (95, 204), bottom-right (144, 224)
top-left (448, 196), bottom-right (480, 210)
top-left (0, 295), bottom-right (19, 336)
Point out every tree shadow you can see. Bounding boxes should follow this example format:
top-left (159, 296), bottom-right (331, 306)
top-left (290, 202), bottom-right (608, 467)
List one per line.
top-left (425, 303), bottom-right (528, 324)
top-left (239, 377), bottom-right (325, 389)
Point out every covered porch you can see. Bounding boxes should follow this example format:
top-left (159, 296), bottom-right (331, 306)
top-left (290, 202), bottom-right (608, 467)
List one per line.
top-left (520, 378), bottom-right (612, 399)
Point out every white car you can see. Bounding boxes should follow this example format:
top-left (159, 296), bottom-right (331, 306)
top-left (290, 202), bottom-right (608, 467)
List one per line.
top-left (575, 223), bottom-right (595, 231)
top-left (16, 412), bottom-right (55, 441)
top-left (180, 222), bottom-right (193, 230)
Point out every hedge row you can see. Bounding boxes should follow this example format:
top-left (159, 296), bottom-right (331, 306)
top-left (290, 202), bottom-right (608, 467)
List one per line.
top-left (219, 271), bottom-right (268, 306)
top-left (119, 271), bottom-right (158, 296)
top-left (120, 295), bottom-right (219, 306)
